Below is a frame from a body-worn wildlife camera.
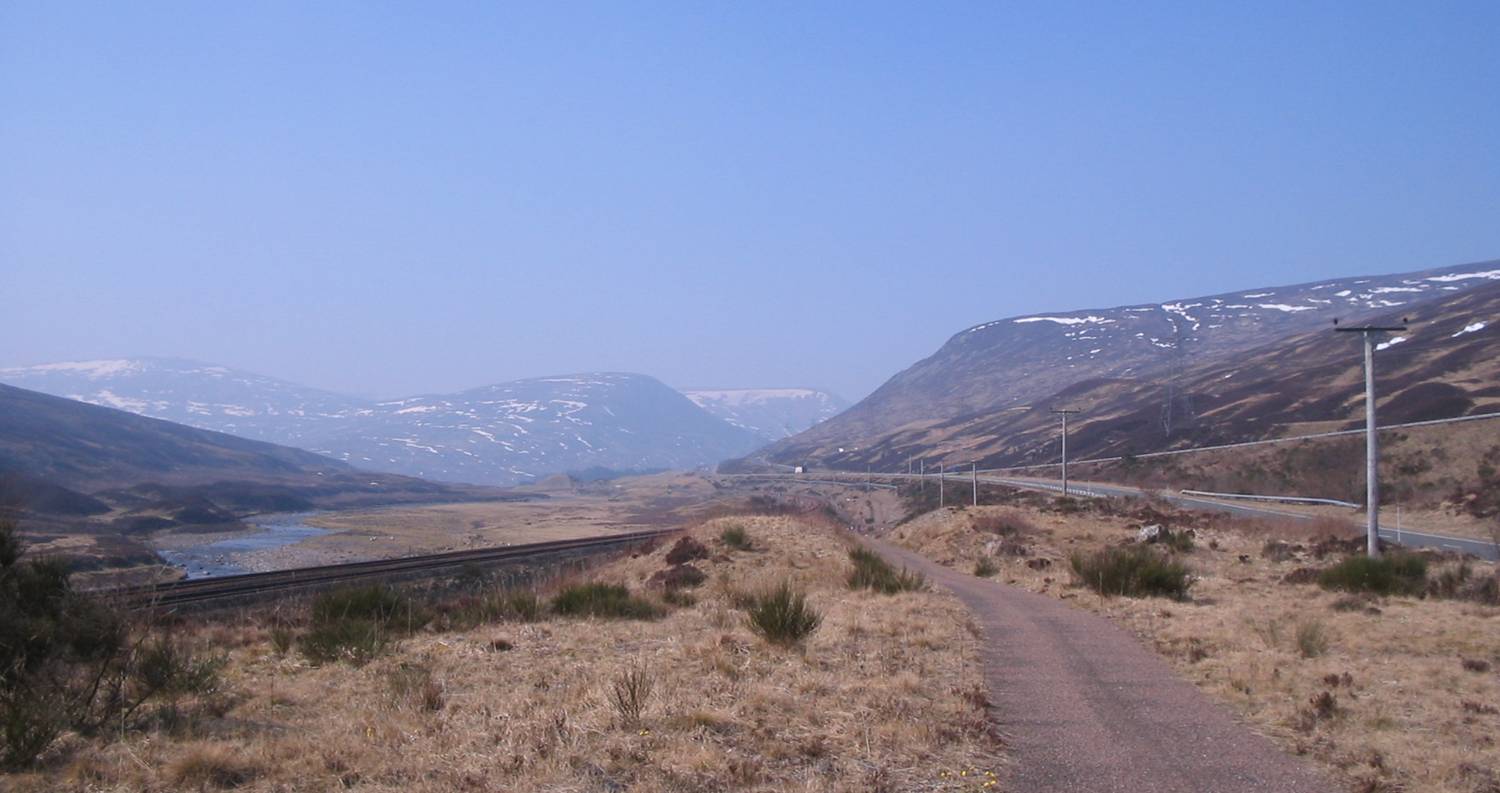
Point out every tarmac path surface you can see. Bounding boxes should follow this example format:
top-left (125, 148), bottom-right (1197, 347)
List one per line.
top-left (864, 535), bottom-right (1339, 793)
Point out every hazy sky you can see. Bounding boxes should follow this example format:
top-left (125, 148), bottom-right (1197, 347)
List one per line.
top-left (4, 3), bottom-right (1499, 401)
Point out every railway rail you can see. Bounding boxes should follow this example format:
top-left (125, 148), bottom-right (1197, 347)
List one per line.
top-left (109, 528), bottom-right (678, 610)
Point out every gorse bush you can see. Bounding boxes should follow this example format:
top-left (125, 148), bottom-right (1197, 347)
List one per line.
top-left (551, 582), bottom-right (663, 620)
top-left (847, 547), bottom-right (927, 594)
top-left (0, 520), bottom-right (226, 768)
top-left (1317, 553), bottom-right (1427, 596)
top-left (746, 582), bottom-right (821, 646)
top-left (1069, 545), bottom-right (1192, 599)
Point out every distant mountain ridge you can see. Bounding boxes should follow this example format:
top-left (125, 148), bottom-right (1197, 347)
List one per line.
top-left (0, 382), bottom-right (492, 570)
top-left (683, 388), bottom-right (847, 440)
top-left (759, 258), bottom-right (1500, 469)
top-left (0, 361), bottom-right (763, 485)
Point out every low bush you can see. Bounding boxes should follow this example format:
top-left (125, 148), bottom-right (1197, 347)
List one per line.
top-left (1317, 553), bottom-right (1427, 596)
top-left (973, 557), bottom-right (999, 577)
top-left (551, 583), bottom-right (663, 620)
top-left (1068, 545), bottom-right (1192, 600)
top-left (746, 582), bottom-right (821, 646)
top-left (971, 511), bottom-right (1037, 536)
top-left (1158, 529), bottom-right (1195, 553)
top-left (847, 547), bottom-right (926, 594)
top-left (720, 524), bottom-right (753, 551)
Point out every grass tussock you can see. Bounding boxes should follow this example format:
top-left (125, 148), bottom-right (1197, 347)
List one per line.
top-left (1069, 545), bottom-right (1192, 599)
top-left (1317, 553), bottom-right (1427, 597)
top-left (299, 584), bottom-right (425, 665)
top-left (719, 523), bottom-right (753, 550)
top-left (847, 547), bottom-right (927, 594)
top-left (166, 743), bottom-right (260, 789)
top-left (745, 581), bottom-right (822, 646)
top-left (973, 557), bottom-right (999, 577)
top-left (551, 582), bottom-right (663, 620)
top-left (1295, 619), bottom-right (1331, 658)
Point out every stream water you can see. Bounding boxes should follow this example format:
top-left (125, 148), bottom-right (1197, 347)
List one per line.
top-left (157, 512), bottom-right (329, 579)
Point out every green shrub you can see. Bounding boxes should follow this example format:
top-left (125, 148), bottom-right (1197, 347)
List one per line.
top-left (720, 524), bottom-right (753, 551)
top-left (1317, 553), bottom-right (1427, 596)
top-left (1069, 545), bottom-right (1192, 599)
top-left (847, 547), bottom-right (927, 594)
top-left (551, 583), bottom-right (663, 620)
top-left (746, 582), bottom-right (821, 646)
top-left (973, 557), bottom-right (999, 577)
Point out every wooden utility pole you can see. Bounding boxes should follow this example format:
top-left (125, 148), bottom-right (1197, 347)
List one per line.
top-left (1335, 318), bottom-right (1409, 557)
top-left (1050, 408), bottom-right (1081, 497)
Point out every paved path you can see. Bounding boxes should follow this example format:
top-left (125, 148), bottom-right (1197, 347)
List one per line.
top-left (864, 536), bottom-right (1338, 793)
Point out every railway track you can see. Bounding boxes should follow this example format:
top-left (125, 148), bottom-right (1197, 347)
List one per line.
top-left (110, 529), bottom-right (679, 610)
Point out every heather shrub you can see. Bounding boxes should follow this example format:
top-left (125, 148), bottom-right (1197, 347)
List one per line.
top-left (1069, 545), bottom-right (1192, 599)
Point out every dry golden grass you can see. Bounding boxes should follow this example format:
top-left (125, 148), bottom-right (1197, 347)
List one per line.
top-left (894, 502), bottom-right (1500, 793)
top-left (7, 515), bottom-right (1004, 793)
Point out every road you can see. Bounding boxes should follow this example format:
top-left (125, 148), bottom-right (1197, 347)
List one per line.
top-left (976, 409), bottom-right (1500, 474)
top-left (982, 475), bottom-right (1499, 561)
top-left (723, 471), bottom-right (1499, 560)
top-left (864, 534), bottom-right (1334, 792)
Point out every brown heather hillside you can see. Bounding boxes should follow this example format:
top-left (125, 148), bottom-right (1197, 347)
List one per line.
top-left (758, 266), bottom-right (1500, 484)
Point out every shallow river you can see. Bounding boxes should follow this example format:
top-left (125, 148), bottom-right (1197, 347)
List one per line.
top-left (157, 512), bottom-right (329, 579)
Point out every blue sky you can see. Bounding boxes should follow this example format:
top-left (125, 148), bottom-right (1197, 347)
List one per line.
top-left (3, 2), bottom-right (1498, 401)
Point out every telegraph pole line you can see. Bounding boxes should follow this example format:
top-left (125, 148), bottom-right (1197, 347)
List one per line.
top-left (938, 464), bottom-right (945, 508)
top-left (972, 462), bottom-right (979, 507)
top-left (1334, 317), bottom-right (1409, 557)
top-left (1051, 408), bottom-right (1081, 497)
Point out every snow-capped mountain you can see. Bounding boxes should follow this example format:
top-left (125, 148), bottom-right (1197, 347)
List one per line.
top-left (683, 388), bottom-right (847, 440)
top-left (0, 358), bottom-right (365, 447)
top-left (311, 374), bottom-right (761, 483)
top-left (762, 258), bottom-right (1500, 467)
top-left (0, 361), bottom-right (761, 485)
